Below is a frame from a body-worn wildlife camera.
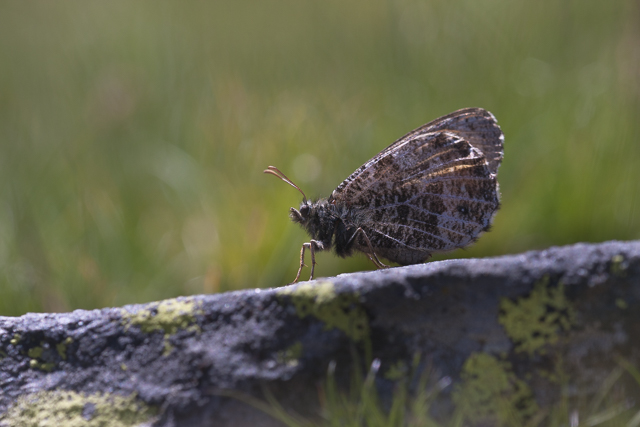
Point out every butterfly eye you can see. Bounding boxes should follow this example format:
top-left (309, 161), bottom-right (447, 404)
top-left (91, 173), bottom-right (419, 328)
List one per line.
top-left (300, 204), bottom-right (310, 217)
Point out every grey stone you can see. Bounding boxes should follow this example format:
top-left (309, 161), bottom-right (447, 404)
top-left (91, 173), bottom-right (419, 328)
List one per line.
top-left (0, 240), bottom-right (639, 426)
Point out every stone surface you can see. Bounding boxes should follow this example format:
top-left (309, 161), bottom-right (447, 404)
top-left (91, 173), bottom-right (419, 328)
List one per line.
top-left (1, 240), bottom-right (639, 426)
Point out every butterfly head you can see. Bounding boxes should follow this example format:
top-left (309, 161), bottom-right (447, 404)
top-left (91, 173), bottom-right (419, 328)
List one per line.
top-left (289, 200), bottom-right (313, 225)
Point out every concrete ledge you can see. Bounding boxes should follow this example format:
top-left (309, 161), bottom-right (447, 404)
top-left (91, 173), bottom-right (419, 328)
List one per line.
top-left (1, 240), bottom-right (639, 426)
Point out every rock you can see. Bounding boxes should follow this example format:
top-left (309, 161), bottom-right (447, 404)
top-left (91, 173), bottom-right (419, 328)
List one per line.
top-left (1, 240), bottom-right (639, 427)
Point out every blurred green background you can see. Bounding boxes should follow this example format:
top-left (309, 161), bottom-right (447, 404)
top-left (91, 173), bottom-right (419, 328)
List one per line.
top-left (0, 1), bottom-right (638, 316)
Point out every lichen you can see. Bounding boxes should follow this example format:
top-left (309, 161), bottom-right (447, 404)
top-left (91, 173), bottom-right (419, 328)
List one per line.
top-left (26, 342), bottom-right (57, 372)
top-left (57, 337), bottom-right (73, 360)
top-left (499, 276), bottom-right (575, 355)
top-left (121, 298), bottom-right (202, 335)
top-left (0, 390), bottom-right (156, 427)
top-left (27, 346), bottom-right (43, 359)
top-left (276, 341), bottom-right (303, 367)
top-left (120, 298), bottom-right (202, 356)
top-left (10, 334), bottom-right (21, 345)
top-left (452, 353), bottom-right (538, 426)
top-left (610, 254), bottom-right (628, 277)
top-left (28, 358), bottom-right (55, 371)
top-left (278, 281), bottom-right (370, 343)
top-left (615, 298), bottom-right (628, 310)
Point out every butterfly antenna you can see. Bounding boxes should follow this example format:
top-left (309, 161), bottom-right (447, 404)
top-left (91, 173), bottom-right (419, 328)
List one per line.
top-left (264, 166), bottom-right (307, 203)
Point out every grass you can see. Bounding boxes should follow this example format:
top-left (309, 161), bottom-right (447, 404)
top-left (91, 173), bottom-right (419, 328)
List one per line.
top-left (232, 356), bottom-right (640, 427)
top-left (0, 1), bottom-right (639, 315)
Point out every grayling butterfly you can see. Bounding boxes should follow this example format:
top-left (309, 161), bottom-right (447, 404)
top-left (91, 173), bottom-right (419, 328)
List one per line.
top-left (265, 108), bottom-right (503, 282)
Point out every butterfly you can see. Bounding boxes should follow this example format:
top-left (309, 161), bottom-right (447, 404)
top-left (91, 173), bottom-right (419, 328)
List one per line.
top-left (265, 107), bottom-right (504, 283)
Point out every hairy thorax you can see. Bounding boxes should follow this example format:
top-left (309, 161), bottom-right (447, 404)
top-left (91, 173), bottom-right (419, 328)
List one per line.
top-left (290, 198), bottom-right (368, 258)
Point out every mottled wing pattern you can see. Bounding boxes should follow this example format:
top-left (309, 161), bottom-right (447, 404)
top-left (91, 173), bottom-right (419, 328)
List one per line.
top-left (330, 108), bottom-right (503, 265)
top-left (417, 108), bottom-right (503, 175)
top-left (333, 108), bottom-right (502, 193)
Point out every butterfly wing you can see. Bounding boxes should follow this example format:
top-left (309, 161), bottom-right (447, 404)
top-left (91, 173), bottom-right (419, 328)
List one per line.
top-left (330, 108), bottom-right (503, 265)
top-left (417, 107), bottom-right (503, 175)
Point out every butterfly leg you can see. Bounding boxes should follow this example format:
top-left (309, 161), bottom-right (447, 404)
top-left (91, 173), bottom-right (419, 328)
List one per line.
top-left (351, 228), bottom-right (390, 270)
top-left (366, 253), bottom-right (389, 269)
top-left (293, 240), bottom-right (322, 283)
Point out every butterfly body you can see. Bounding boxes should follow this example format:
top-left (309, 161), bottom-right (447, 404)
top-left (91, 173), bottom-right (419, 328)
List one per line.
top-left (266, 107), bottom-right (504, 282)
top-left (290, 198), bottom-right (363, 258)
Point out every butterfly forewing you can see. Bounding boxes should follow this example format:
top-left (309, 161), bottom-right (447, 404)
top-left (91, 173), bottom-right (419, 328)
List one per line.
top-left (330, 108), bottom-right (503, 265)
top-left (331, 108), bottom-right (502, 200)
top-left (420, 108), bottom-right (503, 175)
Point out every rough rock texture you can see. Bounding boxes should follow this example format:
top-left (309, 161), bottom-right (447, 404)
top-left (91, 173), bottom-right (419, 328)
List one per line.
top-left (1, 240), bottom-right (639, 426)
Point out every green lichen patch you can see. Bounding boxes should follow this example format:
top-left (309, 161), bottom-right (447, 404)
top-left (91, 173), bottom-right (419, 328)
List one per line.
top-left (610, 254), bottom-right (629, 277)
top-left (453, 353), bottom-right (538, 426)
top-left (27, 346), bottom-right (43, 359)
top-left (276, 341), bottom-right (303, 367)
top-left (10, 334), bottom-right (21, 345)
top-left (28, 359), bottom-right (55, 372)
top-left (278, 281), bottom-right (370, 342)
top-left (0, 390), bottom-right (156, 427)
top-left (25, 341), bottom-right (61, 372)
top-left (120, 298), bottom-right (202, 356)
top-left (121, 298), bottom-right (202, 335)
top-left (615, 298), bottom-right (628, 310)
top-left (57, 337), bottom-right (73, 360)
top-left (499, 276), bottom-right (575, 355)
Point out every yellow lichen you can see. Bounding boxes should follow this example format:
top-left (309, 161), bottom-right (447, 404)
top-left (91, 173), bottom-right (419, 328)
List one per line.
top-left (28, 359), bottom-right (55, 372)
top-left (278, 281), bottom-right (370, 343)
top-left (610, 254), bottom-right (628, 277)
top-left (26, 343), bottom-right (56, 372)
top-left (120, 298), bottom-right (202, 356)
top-left (499, 276), bottom-right (575, 355)
top-left (27, 346), bottom-right (43, 359)
top-left (615, 298), bottom-right (628, 310)
top-left (453, 353), bottom-right (538, 426)
top-left (57, 337), bottom-right (73, 360)
top-left (10, 334), bottom-right (21, 345)
top-left (121, 298), bottom-right (202, 335)
top-left (0, 390), bottom-right (156, 427)
top-left (276, 341), bottom-right (303, 367)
